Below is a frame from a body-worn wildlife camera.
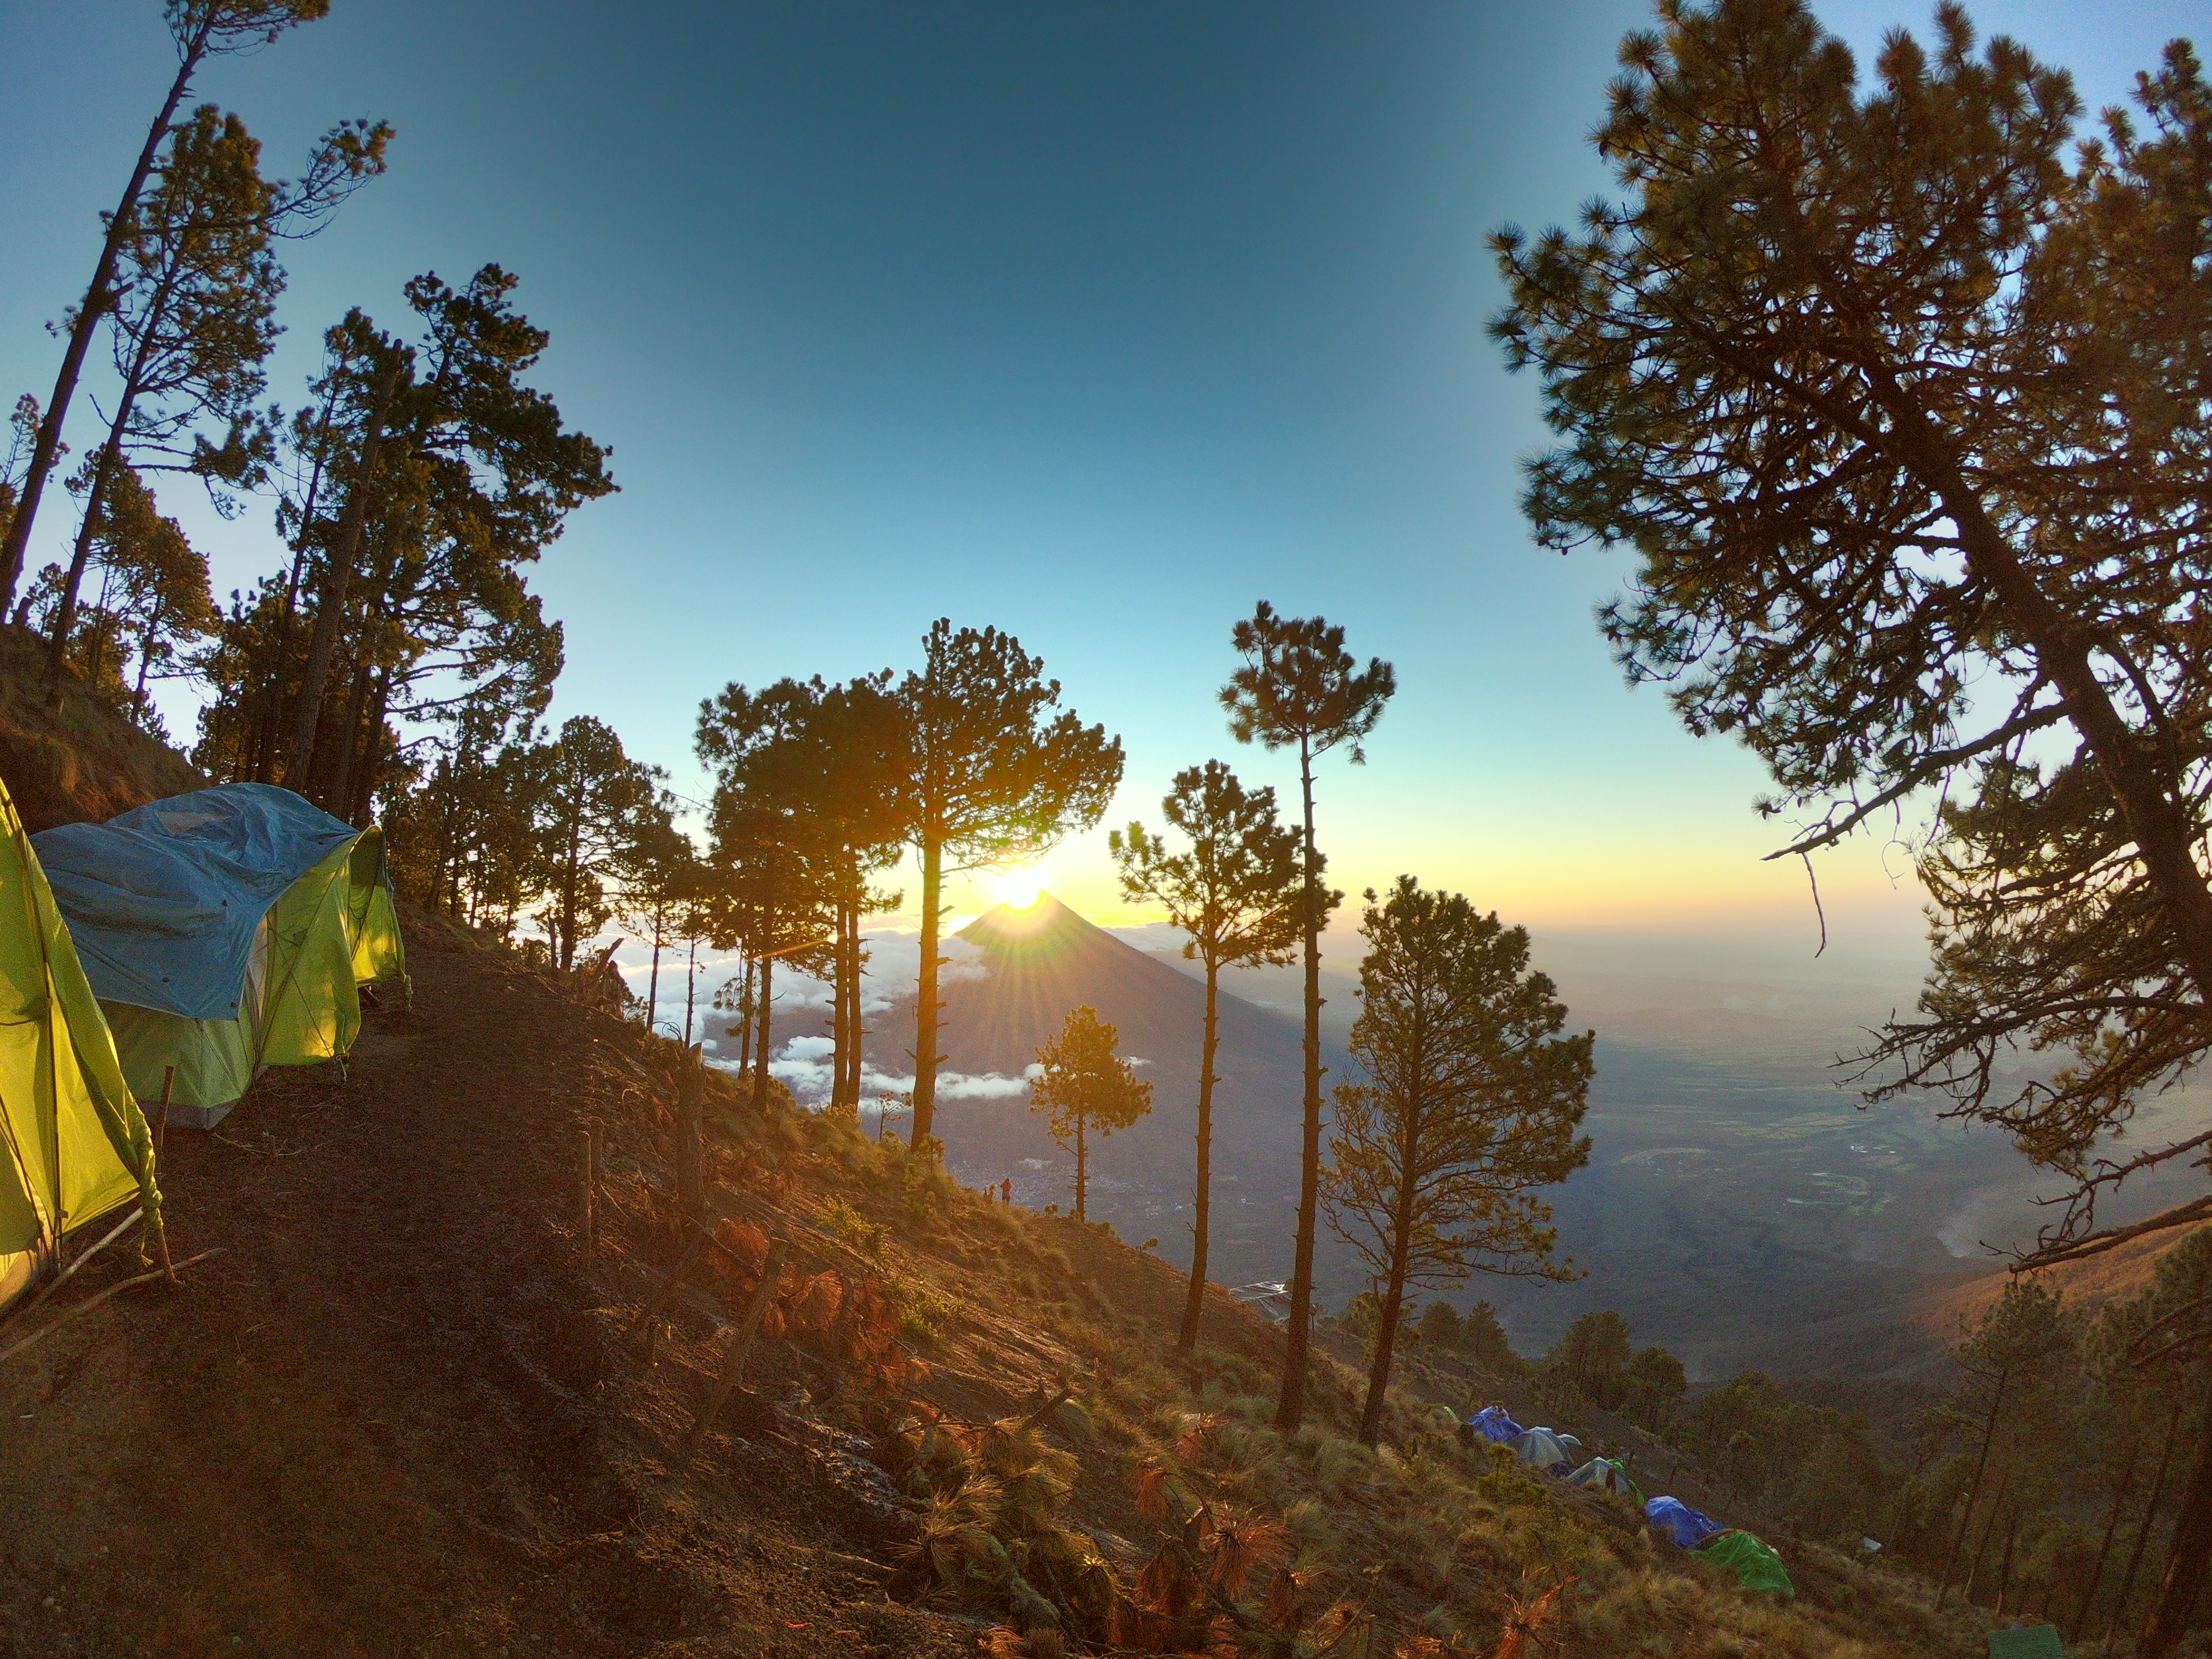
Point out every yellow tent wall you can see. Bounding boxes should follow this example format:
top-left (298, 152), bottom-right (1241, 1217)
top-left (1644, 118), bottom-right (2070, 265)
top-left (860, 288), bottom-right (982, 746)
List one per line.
top-left (0, 779), bottom-right (159, 1310)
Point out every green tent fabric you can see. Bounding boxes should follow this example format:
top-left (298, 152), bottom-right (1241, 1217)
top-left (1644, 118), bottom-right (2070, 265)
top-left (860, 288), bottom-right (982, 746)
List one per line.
top-left (0, 774), bottom-right (160, 1309)
top-left (1986, 1626), bottom-right (2065, 1659)
top-left (1695, 1531), bottom-right (1794, 1597)
top-left (36, 788), bottom-right (406, 1128)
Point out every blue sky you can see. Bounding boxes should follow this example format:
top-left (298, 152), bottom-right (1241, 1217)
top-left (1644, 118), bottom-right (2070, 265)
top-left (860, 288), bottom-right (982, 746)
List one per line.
top-left (3, 0), bottom-right (2200, 957)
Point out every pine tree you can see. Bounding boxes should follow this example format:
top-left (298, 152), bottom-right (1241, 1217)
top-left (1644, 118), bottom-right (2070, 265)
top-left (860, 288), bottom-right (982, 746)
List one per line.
top-left (1, 0), bottom-right (349, 604)
top-left (45, 103), bottom-right (388, 687)
top-left (1492, 8), bottom-right (2212, 1636)
top-left (898, 621), bottom-right (1121, 1155)
top-left (1323, 877), bottom-right (1592, 1445)
top-left (1110, 760), bottom-right (1304, 1352)
top-left (1029, 1005), bottom-right (1153, 1223)
top-left (1221, 602), bottom-right (1393, 1432)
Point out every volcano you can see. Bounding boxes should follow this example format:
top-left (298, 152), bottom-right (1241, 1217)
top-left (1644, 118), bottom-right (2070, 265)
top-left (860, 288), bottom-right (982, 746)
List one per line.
top-left (866, 894), bottom-right (1354, 1291)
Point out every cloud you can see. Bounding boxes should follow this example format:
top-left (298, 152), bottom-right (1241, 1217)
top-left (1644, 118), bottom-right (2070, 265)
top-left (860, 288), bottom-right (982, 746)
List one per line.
top-left (601, 920), bottom-right (994, 1040)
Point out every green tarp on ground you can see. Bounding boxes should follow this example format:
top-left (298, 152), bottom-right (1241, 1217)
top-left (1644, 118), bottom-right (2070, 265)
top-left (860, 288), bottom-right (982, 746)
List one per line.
top-left (1695, 1531), bottom-right (1794, 1597)
top-left (0, 774), bottom-right (158, 1308)
top-left (1986, 1626), bottom-right (2065, 1659)
top-left (34, 785), bottom-right (405, 1125)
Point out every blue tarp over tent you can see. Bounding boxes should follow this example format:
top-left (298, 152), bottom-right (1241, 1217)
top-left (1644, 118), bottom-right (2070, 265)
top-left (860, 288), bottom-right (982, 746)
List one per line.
top-left (34, 785), bottom-right (359, 1019)
top-left (1469, 1406), bottom-right (1522, 1444)
top-left (1646, 1496), bottom-right (1727, 1549)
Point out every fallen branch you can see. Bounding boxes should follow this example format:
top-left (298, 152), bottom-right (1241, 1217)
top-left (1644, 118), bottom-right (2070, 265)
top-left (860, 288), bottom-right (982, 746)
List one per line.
top-left (8, 1207), bottom-right (142, 1324)
top-left (684, 1239), bottom-right (790, 1460)
top-left (0, 1249), bottom-right (222, 1368)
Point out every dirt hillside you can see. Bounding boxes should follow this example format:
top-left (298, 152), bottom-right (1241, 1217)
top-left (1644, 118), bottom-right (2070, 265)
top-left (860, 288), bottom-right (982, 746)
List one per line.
top-left (0, 894), bottom-right (2011, 1659)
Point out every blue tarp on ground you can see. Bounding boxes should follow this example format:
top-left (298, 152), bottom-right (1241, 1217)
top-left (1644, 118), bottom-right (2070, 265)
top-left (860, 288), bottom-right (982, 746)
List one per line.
top-left (1469, 1406), bottom-right (1522, 1444)
top-left (34, 785), bottom-right (359, 1020)
top-left (1646, 1496), bottom-right (1727, 1548)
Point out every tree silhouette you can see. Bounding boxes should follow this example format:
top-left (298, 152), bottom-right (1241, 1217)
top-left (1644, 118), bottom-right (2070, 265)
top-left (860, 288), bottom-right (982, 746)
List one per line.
top-left (898, 620), bottom-right (1121, 1154)
top-left (1110, 760), bottom-right (1304, 1352)
top-left (1322, 877), bottom-right (1591, 1446)
top-left (24, 463), bottom-right (215, 721)
top-left (45, 102), bottom-right (388, 687)
top-left (1221, 601), bottom-right (1393, 1430)
top-left (1, 0), bottom-right (349, 604)
top-left (533, 716), bottom-right (667, 972)
top-left (1492, 7), bottom-right (2212, 1637)
top-left (1029, 1005), bottom-right (1153, 1223)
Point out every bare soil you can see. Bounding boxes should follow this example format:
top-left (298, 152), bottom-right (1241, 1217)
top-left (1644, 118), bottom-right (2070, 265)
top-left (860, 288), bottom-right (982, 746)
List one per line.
top-left (0, 918), bottom-right (976, 1659)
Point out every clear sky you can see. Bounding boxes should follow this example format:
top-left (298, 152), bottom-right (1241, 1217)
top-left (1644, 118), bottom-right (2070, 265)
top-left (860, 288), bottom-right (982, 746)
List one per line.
top-left (3, 0), bottom-right (2199, 959)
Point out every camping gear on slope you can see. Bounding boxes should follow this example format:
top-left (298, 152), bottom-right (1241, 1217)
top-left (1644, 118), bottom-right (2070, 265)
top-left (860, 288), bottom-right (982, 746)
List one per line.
top-left (0, 773), bottom-right (161, 1309)
top-left (1421, 1403), bottom-right (1461, 1433)
top-left (35, 784), bottom-right (405, 1129)
top-left (1509, 1428), bottom-right (1575, 1474)
top-left (1986, 1626), bottom-right (2064, 1659)
top-left (1645, 1496), bottom-right (1726, 1549)
top-left (1695, 1530), bottom-right (1794, 1596)
top-left (1567, 1457), bottom-right (1644, 1506)
top-left (1468, 1405), bottom-right (1522, 1444)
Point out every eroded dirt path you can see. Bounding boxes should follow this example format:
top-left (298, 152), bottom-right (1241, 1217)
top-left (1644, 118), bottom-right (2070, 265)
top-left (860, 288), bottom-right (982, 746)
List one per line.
top-left (0, 924), bottom-right (963, 1659)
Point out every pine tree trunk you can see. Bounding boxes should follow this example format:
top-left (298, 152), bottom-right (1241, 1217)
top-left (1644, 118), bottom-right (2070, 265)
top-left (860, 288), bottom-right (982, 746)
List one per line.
top-left (558, 806), bottom-right (582, 972)
top-left (2141, 1370), bottom-right (2212, 1659)
top-left (2075, 1437), bottom-right (2144, 1639)
top-left (851, 905), bottom-right (868, 1108)
top-left (2108, 1400), bottom-right (2186, 1649)
top-left (1963, 1467), bottom-right (2014, 1607)
top-left (1358, 1090), bottom-right (1422, 1448)
top-left (737, 957), bottom-right (752, 1075)
top-left (46, 427), bottom-right (129, 687)
top-left (1995, 1506), bottom-right (2020, 1615)
top-left (1074, 1114), bottom-right (1087, 1222)
top-left (911, 833), bottom-right (943, 1151)
top-left (131, 593), bottom-right (164, 714)
top-left (0, 17), bottom-right (212, 603)
top-left (286, 361), bottom-right (401, 783)
top-left (831, 890), bottom-right (852, 1109)
top-left (1937, 1355), bottom-right (2015, 1607)
top-left (324, 647), bottom-right (374, 816)
top-left (645, 904), bottom-right (662, 1034)
top-left (1276, 731), bottom-right (1323, 1433)
top-left (752, 952), bottom-right (774, 1113)
top-left (685, 938), bottom-right (698, 1048)
top-left (1178, 961), bottom-right (1221, 1354)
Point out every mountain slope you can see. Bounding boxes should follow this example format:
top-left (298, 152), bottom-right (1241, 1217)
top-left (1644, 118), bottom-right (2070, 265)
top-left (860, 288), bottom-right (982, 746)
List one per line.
top-left (870, 895), bottom-right (1353, 1291)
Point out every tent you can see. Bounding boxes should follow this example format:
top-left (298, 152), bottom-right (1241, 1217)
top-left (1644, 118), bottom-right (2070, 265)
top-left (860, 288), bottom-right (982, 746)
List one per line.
top-left (1646, 1496), bottom-right (1727, 1549)
top-left (1695, 1531), bottom-right (1794, 1597)
top-left (1468, 1405), bottom-right (1522, 1444)
top-left (1567, 1457), bottom-right (1645, 1506)
top-left (34, 784), bottom-right (406, 1129)
top-left (1509, 1428), bottom-right (1576, 1474)
top-left (0, 773), bottom-right (161, 1309)
top-left (1986, 1626), bottom-right (2065, 1659)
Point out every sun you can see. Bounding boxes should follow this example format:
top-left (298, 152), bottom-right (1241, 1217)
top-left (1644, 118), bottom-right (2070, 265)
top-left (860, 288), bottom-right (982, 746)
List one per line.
top-left (993, 867), bottom-right (1044, 910)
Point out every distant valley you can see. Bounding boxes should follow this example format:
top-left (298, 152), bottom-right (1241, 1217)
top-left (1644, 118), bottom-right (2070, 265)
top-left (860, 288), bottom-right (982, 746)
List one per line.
top-left (724, 900), bottom-right (2212, 1382)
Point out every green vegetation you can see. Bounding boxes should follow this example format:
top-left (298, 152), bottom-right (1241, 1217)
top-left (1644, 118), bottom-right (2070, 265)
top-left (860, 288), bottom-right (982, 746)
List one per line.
top-left (1028, 1006), bottom-right (1154, 1223)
